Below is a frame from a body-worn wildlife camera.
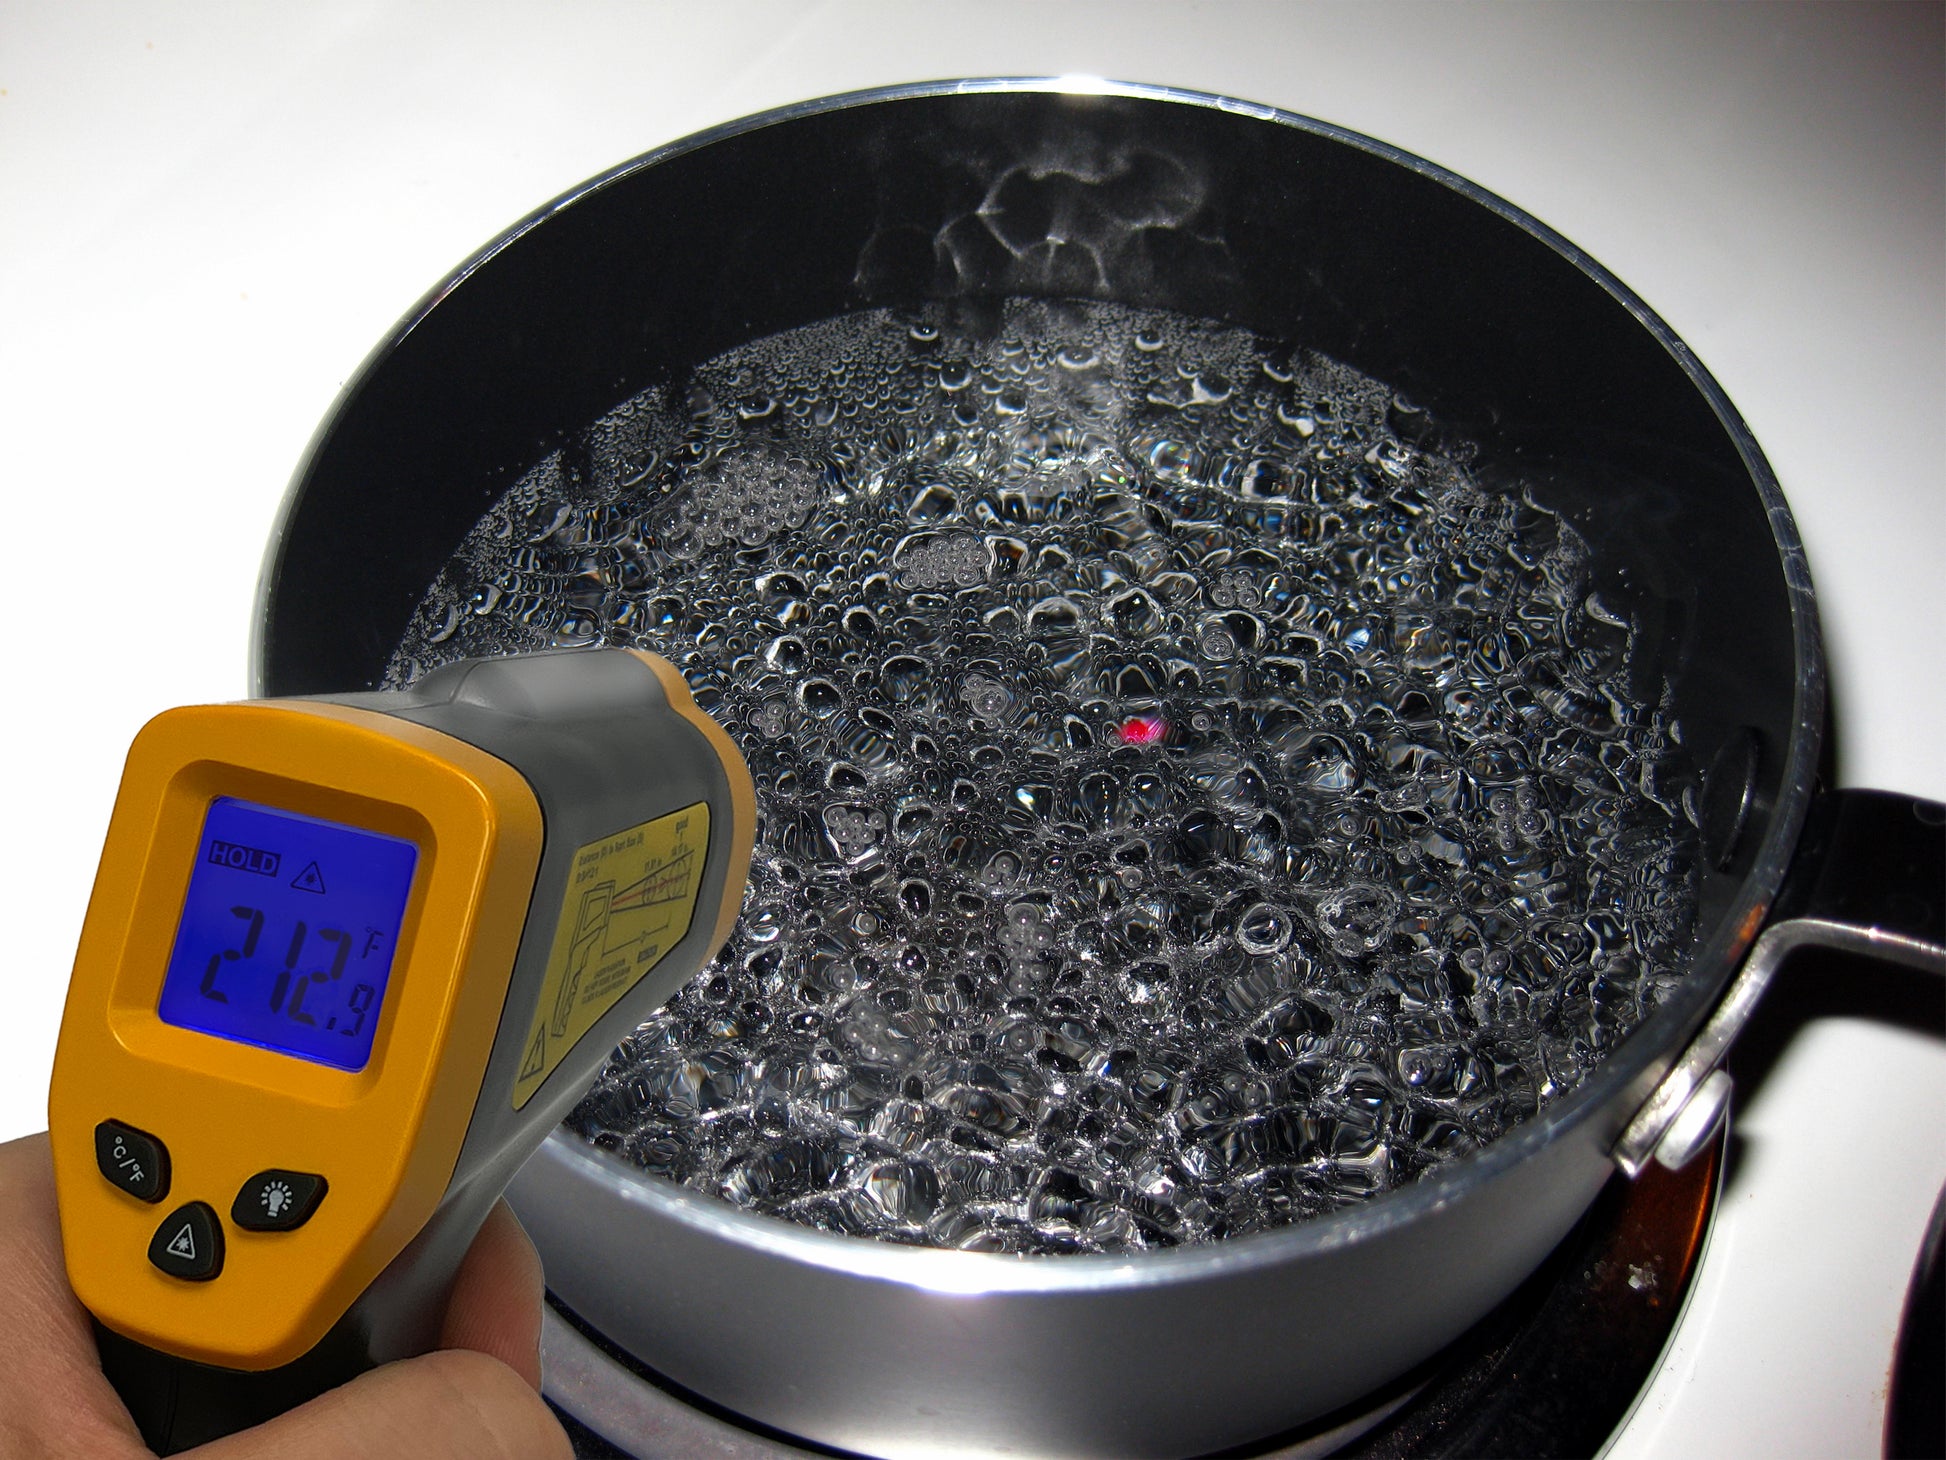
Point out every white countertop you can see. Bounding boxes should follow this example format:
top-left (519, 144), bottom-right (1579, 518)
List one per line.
top-left (2, 5), bottom-right (1940, 1457)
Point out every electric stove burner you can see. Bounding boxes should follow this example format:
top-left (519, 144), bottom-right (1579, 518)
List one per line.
top-left (541, 1130), bottom-right (1721, 1459)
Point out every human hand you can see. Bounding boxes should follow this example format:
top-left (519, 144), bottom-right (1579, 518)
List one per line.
top-left (0, 1132), bottom-right (571, 1459)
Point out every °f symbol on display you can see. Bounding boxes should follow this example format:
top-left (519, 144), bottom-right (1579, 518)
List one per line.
top-left (165, 1224), bottom-right (197, 1261)
top-left (291, 861), bottom-right (328, 895)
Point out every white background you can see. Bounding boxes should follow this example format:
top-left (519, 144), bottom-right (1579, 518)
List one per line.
top-left (2, 5), bottom-right (1940, 1457)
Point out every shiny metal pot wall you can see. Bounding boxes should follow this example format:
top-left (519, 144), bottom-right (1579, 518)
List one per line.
top-left (257, 81), bottom-right (1945, 1458)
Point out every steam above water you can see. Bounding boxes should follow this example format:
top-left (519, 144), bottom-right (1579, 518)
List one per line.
top-left (390, 299), bottom-right (1698, 1253)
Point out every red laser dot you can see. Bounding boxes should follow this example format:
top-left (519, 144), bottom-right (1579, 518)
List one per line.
top-left (1119, 716), bottom-right (1166, 745)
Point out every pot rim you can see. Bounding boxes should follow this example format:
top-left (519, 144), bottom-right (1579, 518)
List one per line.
top-left (262, 76), bottom-right (1827, 1295)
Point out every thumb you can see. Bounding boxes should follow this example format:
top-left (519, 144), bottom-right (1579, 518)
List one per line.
top-left (439, 1198), bottom-right (547, 1390)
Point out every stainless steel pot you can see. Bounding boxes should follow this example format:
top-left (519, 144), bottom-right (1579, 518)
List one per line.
top-left (255, 81), bottom-right (1945, 1458)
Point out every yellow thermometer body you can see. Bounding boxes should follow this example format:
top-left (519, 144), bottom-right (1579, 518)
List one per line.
top-left (49, 649), bottom-right (753, 1452)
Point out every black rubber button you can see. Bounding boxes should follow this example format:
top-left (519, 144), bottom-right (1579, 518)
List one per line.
top-left (94, 1120), bottom-right (169, 1204)
top-left (231, 1170), bottom-right (327, 1232)
top-left (148, 1202), bottom-right (222, 1281)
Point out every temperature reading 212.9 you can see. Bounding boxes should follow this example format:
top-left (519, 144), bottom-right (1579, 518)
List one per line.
top-left (156, 797), bottom-right (419, 1072)
top-left (196, 908), bottom-right (380, 1039)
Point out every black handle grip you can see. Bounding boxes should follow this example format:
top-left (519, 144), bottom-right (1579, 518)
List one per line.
top-left (97, 1319), bottom-right (371, 1454)
top-left (96, 1180), bottom-right (501, 1454)
top-left (1773, 789), bottom-right (1946, 947)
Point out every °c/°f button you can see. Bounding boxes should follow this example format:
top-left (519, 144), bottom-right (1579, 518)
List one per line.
top-left (231, 1170), bottom-right (327, 1232)
top-left (148, 1202), bottom-right (223, 1282)
top-left (94, 1120), bottom-right (169, 1204)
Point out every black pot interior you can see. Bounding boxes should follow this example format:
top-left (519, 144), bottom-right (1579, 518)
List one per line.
top-left (260, 85), bottom-right (1803, 963)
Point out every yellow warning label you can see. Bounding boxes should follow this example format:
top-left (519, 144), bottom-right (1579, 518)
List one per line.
top-left (512, 801), bottom-right (710, 1109)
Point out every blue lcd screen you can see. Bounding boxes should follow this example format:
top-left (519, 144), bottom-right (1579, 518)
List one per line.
top-left (156, 797), bottom-right (419, 1071)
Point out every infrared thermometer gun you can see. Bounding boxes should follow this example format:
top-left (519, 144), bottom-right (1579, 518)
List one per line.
top-left (48, 649), bottom-right (753, 1453)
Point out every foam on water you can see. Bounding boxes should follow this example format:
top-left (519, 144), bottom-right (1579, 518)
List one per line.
top-left (389, 300), bottom-right (1699, 1254)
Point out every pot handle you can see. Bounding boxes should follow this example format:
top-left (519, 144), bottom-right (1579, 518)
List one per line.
top-left (1613, 789), bottom-right (1946, 1176)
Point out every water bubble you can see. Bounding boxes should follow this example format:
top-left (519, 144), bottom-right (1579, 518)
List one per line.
top-left (997, 902), bottom-right (1057, 964)
top-left (895, 530), bottom-right (988, 588)
top-left (798, 678), bottom-right (842, 715)
top-left (837, 996), bottom-right (924, 1068)
top-left (1199, 624), bottom-right (1239, 660)
top-left (858, 1158), bottom-right (940, 1222)
top-left (959, 673), bottom-right (1017, 723)
top-left (1314, 884), bottom-right (1400, 958)
top-left (1235, 903), bottom-right (1293, 956)
top-left (822, 803), bottom-right (889, 865)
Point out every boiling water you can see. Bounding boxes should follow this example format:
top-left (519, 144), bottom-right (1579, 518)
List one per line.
top-left (390, 300), bottom-right (1699, 1253)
